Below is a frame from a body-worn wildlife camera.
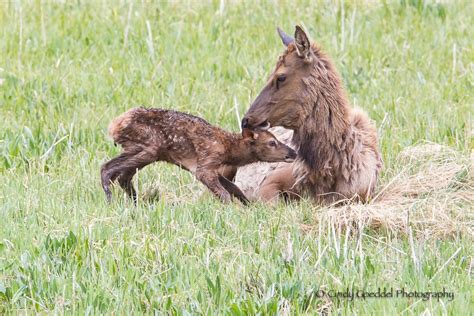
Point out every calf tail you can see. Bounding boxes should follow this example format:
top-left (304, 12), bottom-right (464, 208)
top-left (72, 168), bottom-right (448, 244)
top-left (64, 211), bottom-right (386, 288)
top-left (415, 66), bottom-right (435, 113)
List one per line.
top-left (107, 108), bottom-right (139, 146)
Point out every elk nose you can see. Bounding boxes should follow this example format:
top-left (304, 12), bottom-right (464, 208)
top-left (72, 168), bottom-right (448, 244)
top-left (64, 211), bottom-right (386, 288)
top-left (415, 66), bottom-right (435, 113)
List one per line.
top-left (241, 117), bottom-right (249, 129)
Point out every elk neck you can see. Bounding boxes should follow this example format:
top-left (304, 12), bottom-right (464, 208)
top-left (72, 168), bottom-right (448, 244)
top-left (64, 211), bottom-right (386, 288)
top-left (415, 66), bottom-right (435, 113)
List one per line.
top-left (293, 52), bottom-right (352, 172)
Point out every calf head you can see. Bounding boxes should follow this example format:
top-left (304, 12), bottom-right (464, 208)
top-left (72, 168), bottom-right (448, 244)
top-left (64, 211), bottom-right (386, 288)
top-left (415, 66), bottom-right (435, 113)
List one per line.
top-left (242, 128), bottom-right (296, 163)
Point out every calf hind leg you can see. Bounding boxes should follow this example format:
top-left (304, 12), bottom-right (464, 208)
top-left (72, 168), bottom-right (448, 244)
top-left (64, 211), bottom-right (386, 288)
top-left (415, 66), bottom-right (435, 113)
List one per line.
top-left (101, 153), bottom-right (131, 202)
top-left (117, 169), bottom-right (138, 203)
top-left (101, 149), bottom-right (156, 203)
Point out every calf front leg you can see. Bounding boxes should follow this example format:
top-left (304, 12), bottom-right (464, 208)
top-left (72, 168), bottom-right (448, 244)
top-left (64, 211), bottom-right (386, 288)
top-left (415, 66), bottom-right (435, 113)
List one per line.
top-left (218, 175), bottom-right (249, 205)
top-left (195, 168), bottom-right (231, 203)
top-left (218, 165), bottom-right (237, 182)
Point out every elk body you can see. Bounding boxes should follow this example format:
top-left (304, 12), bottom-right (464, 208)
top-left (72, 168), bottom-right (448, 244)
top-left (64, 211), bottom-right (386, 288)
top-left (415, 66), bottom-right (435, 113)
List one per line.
top-left (241, 26), bottom-right (383, 204)
top-left (101, 107), bottom-right (296, 204)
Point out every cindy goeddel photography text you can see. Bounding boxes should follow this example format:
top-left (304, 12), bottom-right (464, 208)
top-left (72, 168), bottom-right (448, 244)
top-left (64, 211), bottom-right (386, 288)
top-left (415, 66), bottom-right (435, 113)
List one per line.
top-left (316, 288), bottom-right (455, 302)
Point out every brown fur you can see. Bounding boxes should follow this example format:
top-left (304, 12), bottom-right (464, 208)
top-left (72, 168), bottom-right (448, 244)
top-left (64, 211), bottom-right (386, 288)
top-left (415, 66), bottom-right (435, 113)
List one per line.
top-left (101, 107), bottom-right (296, 204)
top-left (241, 26), bottom-right (382, 203)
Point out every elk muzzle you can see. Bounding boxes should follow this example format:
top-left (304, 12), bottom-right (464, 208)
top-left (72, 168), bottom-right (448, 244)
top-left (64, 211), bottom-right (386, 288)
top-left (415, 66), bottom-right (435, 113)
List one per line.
top-left (241, 117), bottom-right (270, 130)
top-left (285, 148), bottom-right (297, 162)
top-left (242, 82), bottom-right (274, 129)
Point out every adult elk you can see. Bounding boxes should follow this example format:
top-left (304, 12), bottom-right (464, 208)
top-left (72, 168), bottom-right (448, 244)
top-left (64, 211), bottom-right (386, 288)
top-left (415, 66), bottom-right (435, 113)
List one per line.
top-left (241, 26), bottom-right (382, 204)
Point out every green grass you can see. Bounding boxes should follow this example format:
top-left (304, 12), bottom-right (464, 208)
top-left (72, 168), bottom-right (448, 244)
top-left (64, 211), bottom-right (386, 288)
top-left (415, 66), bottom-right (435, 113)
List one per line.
top-left (1, 0), bottom-right (472, 314)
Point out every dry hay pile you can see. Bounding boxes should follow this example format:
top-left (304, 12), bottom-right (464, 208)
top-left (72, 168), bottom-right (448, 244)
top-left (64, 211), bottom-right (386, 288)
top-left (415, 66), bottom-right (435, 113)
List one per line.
top-left (320, 143), bottom-right (473, 238)
top-left (236, 129), bottom-right (473, 238)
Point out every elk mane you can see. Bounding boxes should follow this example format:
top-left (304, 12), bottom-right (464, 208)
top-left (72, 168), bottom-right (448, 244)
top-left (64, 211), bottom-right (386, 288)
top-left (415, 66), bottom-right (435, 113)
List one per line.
top-left (290, 43), bottom-right (352, 174)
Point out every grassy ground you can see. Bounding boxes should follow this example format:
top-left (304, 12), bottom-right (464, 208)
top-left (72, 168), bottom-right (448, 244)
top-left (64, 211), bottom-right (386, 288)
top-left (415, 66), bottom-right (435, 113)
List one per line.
top-left (1, 0), bottom-right (472, 314)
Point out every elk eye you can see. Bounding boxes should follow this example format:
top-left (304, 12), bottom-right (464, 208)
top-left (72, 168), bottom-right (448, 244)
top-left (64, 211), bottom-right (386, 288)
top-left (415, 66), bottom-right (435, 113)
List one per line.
top-left (268, 140), bottom-right (277, 147)
top-left (276, 75), bottom-right (286, 89)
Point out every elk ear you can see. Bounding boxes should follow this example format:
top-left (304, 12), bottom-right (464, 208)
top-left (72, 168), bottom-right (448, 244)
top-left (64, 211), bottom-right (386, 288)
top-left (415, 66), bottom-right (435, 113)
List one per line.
top-left (277, 27), bottom-right (294, 47)
top-left (294, 25), bottom-right (312, 61)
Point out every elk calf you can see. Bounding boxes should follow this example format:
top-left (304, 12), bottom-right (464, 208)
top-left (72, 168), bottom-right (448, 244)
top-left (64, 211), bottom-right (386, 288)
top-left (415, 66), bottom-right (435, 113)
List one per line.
top-left (101, 107), bottom-right (296, 204)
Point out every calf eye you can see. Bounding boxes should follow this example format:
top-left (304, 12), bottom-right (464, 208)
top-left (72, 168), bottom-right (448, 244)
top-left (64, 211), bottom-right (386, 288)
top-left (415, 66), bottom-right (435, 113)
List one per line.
top-left (268, 140), bottom-right (277, 147)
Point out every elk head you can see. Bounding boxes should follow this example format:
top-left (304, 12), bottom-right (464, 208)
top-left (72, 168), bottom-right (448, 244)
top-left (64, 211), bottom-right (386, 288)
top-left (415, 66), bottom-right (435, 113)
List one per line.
top-left (242, 25), bottom-right (315, 131)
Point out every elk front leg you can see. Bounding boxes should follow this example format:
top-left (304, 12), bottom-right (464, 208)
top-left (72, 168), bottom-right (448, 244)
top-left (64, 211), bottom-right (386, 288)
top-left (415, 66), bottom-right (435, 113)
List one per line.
top-left (257, 164), bottom-right (298, 203)
top-left (195, 168), bottom-right (232, 203)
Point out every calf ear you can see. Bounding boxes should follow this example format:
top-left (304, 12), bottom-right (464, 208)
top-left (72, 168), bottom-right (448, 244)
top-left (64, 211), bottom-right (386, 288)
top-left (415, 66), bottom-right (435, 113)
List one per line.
top-left (242, 128), bottom-right (254, 139)
top-left (294, 25), bottom-right (312, 61)
top-left (242, 128), bottom-right (259, 140)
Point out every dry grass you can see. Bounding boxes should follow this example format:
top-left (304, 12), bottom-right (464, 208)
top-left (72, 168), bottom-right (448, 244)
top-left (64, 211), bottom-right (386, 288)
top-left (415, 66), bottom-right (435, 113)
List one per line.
top-left (318, 143), bottom-right (473, 238)
top-left (237, 130), bottom-right (473, 238)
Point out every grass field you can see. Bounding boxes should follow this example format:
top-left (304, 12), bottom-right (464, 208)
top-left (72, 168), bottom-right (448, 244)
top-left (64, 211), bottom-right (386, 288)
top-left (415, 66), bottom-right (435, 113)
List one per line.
top-left (1, 0), bottom-right (473, 314)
